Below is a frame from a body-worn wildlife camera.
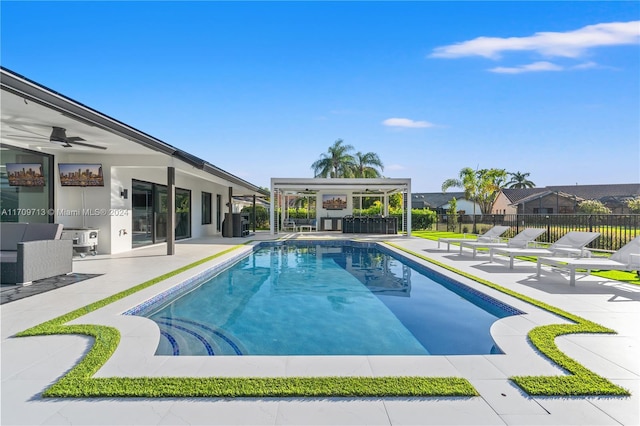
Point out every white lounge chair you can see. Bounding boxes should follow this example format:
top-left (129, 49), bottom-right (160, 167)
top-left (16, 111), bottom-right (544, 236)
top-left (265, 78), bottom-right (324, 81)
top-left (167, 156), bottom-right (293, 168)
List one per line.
top-left (536, 235), bottom-right (640, 286)
top-left (437, 225), bottom-right (510, 252)
top-left (459, 228), bottom-right (546, 258)
top-left (489, 231), bottom-right (601, 269)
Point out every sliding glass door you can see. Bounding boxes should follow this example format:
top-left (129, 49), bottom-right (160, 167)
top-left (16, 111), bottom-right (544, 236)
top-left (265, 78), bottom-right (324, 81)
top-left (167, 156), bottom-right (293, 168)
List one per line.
top-left (132, 181), bottom-right (153, 247)
top-left (131, 179), bottom-right (191, 248)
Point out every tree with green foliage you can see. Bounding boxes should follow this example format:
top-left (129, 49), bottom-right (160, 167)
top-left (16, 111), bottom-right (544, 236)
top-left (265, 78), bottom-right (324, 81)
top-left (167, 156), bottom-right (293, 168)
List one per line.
top-left (446, 197), bottom-right (458, 232)
top-left (389, 193), bottom-right (402, 209)
top-left (352, 151), bottom-right (384, 178)
top-left (507, 171), bottom-right (535, 188)
top-left (311, 139), bottom-right (356, 178)
top-left (577, 200), bottom-right (611, 214)
top-left (442, 167), bottom-right (507, 215)
top-left (626, 197), bottom-right (640, 214)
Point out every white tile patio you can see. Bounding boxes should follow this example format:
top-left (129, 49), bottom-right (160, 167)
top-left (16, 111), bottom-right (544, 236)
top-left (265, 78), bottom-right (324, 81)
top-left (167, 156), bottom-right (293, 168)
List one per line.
top-left (1, 232), bottom-right (638, 425)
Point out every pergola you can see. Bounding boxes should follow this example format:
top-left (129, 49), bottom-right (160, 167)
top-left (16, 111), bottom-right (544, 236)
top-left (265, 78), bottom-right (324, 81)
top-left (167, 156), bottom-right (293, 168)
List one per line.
top-left (270, 177), bottom-right (412, 236)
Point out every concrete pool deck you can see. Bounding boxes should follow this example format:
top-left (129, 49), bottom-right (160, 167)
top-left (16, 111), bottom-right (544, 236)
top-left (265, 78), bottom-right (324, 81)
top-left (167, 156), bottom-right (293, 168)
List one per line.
top-left (1, 232), bottom-right (639, 425)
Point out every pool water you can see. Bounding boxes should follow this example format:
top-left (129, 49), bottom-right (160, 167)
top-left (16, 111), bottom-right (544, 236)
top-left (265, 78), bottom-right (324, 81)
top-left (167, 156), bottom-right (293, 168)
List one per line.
top-left (134, 242), bottom-right (523, 356)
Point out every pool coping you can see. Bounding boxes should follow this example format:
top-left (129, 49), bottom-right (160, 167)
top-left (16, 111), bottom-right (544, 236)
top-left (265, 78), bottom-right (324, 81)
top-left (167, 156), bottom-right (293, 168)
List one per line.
top-left (60, 240), bottom-right (573, 380)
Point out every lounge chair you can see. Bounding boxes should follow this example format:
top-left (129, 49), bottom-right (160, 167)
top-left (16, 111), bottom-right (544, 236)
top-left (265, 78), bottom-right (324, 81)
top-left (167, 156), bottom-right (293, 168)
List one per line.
top-left (282, 218), bottom-right (297, 232)
top-left (489, 231), bottom-right (601, 269)
top-left (438, 225), bottom-right (510, 252)
top-left (536, 235), bottom-right (640, 286)
top-left (459, 228), bottom-right (546, 258)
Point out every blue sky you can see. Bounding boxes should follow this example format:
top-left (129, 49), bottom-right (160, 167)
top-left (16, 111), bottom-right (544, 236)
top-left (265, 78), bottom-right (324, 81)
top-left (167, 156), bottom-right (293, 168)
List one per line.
top-left (2, 1), bottom-right (639, 192)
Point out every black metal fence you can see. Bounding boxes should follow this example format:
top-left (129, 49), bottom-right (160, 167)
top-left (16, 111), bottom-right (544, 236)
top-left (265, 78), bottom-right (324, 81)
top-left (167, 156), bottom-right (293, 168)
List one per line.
top-left (434, 214), bottom-right (640, 251)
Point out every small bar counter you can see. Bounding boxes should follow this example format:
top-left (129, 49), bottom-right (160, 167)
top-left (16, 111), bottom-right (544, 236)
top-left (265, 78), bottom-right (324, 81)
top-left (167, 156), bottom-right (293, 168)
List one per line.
top-left (342, 216), bottom-right (397, 234)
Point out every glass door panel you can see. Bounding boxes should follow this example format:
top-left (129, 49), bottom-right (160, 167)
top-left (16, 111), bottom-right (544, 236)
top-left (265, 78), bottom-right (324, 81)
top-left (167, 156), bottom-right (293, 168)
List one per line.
top-left (132, 181), bottom-right (153, 247)
top-left (175, 188), bottom-right (191, 240)
top-left (154, 185), bottom-right (168, 242)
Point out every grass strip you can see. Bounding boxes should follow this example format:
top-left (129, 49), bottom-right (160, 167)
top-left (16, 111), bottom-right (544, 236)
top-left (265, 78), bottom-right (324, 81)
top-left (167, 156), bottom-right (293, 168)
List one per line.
top-left (16, 242), bottom-right (478, 398)
top-left (386, 241), bottom-right (630, 396)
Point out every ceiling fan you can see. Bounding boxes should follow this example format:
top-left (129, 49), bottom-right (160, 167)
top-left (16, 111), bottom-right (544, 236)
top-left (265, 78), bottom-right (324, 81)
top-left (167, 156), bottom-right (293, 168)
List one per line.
top-left (6, 126), bottom-right (107, 150)
top-left (48, 127), bottom-right (106, 150)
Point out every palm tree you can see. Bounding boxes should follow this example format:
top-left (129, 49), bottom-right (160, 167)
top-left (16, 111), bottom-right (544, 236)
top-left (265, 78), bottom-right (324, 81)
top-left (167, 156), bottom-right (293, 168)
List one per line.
top-left (352, 151), bottom-right (384, 178)
top-left (507, 171), bottom-right (535, 189)
top-left (442, 167), bottom-right (508, 232)
top-left (442, 166), bottom-right (479, 216)
top-left (311, 139), bottom-right (356, 178)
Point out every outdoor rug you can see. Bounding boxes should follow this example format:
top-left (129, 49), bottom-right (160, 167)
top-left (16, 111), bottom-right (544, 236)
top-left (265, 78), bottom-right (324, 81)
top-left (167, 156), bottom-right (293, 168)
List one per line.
top-left (0, 273), bottom-right (102, 304)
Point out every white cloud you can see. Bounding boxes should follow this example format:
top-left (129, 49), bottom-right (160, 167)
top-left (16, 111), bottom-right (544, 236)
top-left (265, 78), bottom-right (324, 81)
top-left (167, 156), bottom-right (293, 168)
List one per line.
top-left (382, 118), bottom-right (434, 128)
top-left (430, 21), bottom-right (640, 59)
top-left (489, 61), bottom-right (564, 74)
top-left (489, 60), bottom-right (602, 74)
top-left (573, 61), bottom-right (599, 70)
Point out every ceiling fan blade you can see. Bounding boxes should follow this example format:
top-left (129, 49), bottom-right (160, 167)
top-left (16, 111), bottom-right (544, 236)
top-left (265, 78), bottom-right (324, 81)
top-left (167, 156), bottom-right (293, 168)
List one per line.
top-left (66, 136), bottom-right (86, 142)
top-left (67, 140), bottom-right (107, 150)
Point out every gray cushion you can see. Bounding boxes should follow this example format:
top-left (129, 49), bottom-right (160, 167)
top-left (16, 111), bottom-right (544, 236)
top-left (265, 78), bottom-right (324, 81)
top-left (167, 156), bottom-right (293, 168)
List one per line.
top-left (0, 223), bottom-right (27, 251)
top-left (22, 223), bottom-right (63, 242)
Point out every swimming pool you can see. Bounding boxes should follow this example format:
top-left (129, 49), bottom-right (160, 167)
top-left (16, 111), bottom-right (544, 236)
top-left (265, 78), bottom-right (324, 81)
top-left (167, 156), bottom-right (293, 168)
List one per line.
top-left (127, 241), bottom-right (523, 356)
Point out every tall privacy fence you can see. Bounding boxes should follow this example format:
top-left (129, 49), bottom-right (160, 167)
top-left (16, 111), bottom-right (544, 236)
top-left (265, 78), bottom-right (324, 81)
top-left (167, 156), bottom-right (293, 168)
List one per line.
top-left (434, 213), bottom-right (640, 252)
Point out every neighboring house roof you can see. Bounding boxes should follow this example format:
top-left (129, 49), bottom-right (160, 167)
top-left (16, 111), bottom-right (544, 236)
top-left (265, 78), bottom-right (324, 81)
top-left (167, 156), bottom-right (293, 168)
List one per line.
top-left (513, 190), bottom-right (585, 206)
top-left (502, 184), bottom-right (640, 206)
top-left (500, 188), bottom-right (548, 204)
top-left (412, 192), bottom-right (467, 209)
top-left (546, 184), bottom-right (640, 200)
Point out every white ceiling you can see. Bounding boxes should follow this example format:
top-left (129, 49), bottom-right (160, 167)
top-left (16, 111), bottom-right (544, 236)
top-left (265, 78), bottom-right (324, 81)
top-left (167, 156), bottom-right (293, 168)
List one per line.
top-left (1, 89), bottom-right (156, 156)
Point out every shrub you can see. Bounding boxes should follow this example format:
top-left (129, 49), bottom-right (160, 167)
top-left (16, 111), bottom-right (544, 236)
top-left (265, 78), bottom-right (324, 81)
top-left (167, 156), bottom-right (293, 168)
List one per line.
top-left (626, 197), bottom-right (640, 214)
top-left (577, 200), bottom-right (611, 214)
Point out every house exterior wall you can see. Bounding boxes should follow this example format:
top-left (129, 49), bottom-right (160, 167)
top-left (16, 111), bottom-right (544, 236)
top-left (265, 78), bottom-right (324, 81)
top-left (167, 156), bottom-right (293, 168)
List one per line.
top-left (441, 199), bottom-right (481, 215)
top-left (51, 152), bottom-right (236, 255)
top-left (491, 192), bottom-right (517, 215)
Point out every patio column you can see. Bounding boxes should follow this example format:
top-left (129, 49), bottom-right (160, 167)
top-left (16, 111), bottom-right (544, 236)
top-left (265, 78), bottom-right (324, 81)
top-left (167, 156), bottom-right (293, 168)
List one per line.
top-left (406, 182), bottom-right (412, 236)
top-left (166, 166), bottom-right (175, 255)
top-left (270, 184), bottom-right (275, 235)
top-left (252, 194), bottom-right (256, 233)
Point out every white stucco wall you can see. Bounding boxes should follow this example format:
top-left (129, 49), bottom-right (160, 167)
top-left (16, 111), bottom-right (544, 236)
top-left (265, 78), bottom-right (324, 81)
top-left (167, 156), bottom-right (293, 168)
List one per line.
top-left (52, 153), bottom-right (236, 254)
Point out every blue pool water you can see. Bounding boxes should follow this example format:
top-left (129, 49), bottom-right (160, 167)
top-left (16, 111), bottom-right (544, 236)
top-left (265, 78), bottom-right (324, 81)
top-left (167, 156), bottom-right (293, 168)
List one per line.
top-left (129, 241), bottom-right (523, 356)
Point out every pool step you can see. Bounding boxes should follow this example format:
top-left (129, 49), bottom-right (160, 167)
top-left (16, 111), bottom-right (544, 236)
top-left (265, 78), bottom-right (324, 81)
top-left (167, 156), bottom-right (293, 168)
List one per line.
top-left (155, 317), bottom-right (244, 356)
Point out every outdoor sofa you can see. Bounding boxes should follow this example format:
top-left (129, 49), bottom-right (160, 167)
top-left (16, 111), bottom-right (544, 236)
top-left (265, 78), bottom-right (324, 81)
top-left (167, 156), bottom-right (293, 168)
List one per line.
top-left (0, 223), bottom-right (73, 285)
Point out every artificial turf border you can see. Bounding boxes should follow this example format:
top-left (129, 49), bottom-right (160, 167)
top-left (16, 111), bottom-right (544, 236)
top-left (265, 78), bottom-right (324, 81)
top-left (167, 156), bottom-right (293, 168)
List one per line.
top-left (14, 238), bottom-right (629, 398)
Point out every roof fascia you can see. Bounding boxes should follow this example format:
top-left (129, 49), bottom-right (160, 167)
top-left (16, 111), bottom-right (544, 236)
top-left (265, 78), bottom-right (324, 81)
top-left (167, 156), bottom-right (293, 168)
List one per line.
top-left (1, 67), bottom-right (176, 156)
top-left (2, 67), bottom-right (268, 197)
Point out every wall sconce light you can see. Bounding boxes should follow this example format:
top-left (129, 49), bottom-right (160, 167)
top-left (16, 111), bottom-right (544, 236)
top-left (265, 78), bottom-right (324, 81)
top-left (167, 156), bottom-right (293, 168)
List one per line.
top-left (120, 188), bottom-right (128, 199)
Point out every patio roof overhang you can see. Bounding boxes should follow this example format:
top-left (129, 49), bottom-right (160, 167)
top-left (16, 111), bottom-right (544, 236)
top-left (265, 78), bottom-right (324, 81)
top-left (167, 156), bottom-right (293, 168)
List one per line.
top-left (1, 67), bottom-right (268, 198)
top-left (271, 177), bottom-right (411, 195)
top-left (270, 177), bottom-right (412, 236)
